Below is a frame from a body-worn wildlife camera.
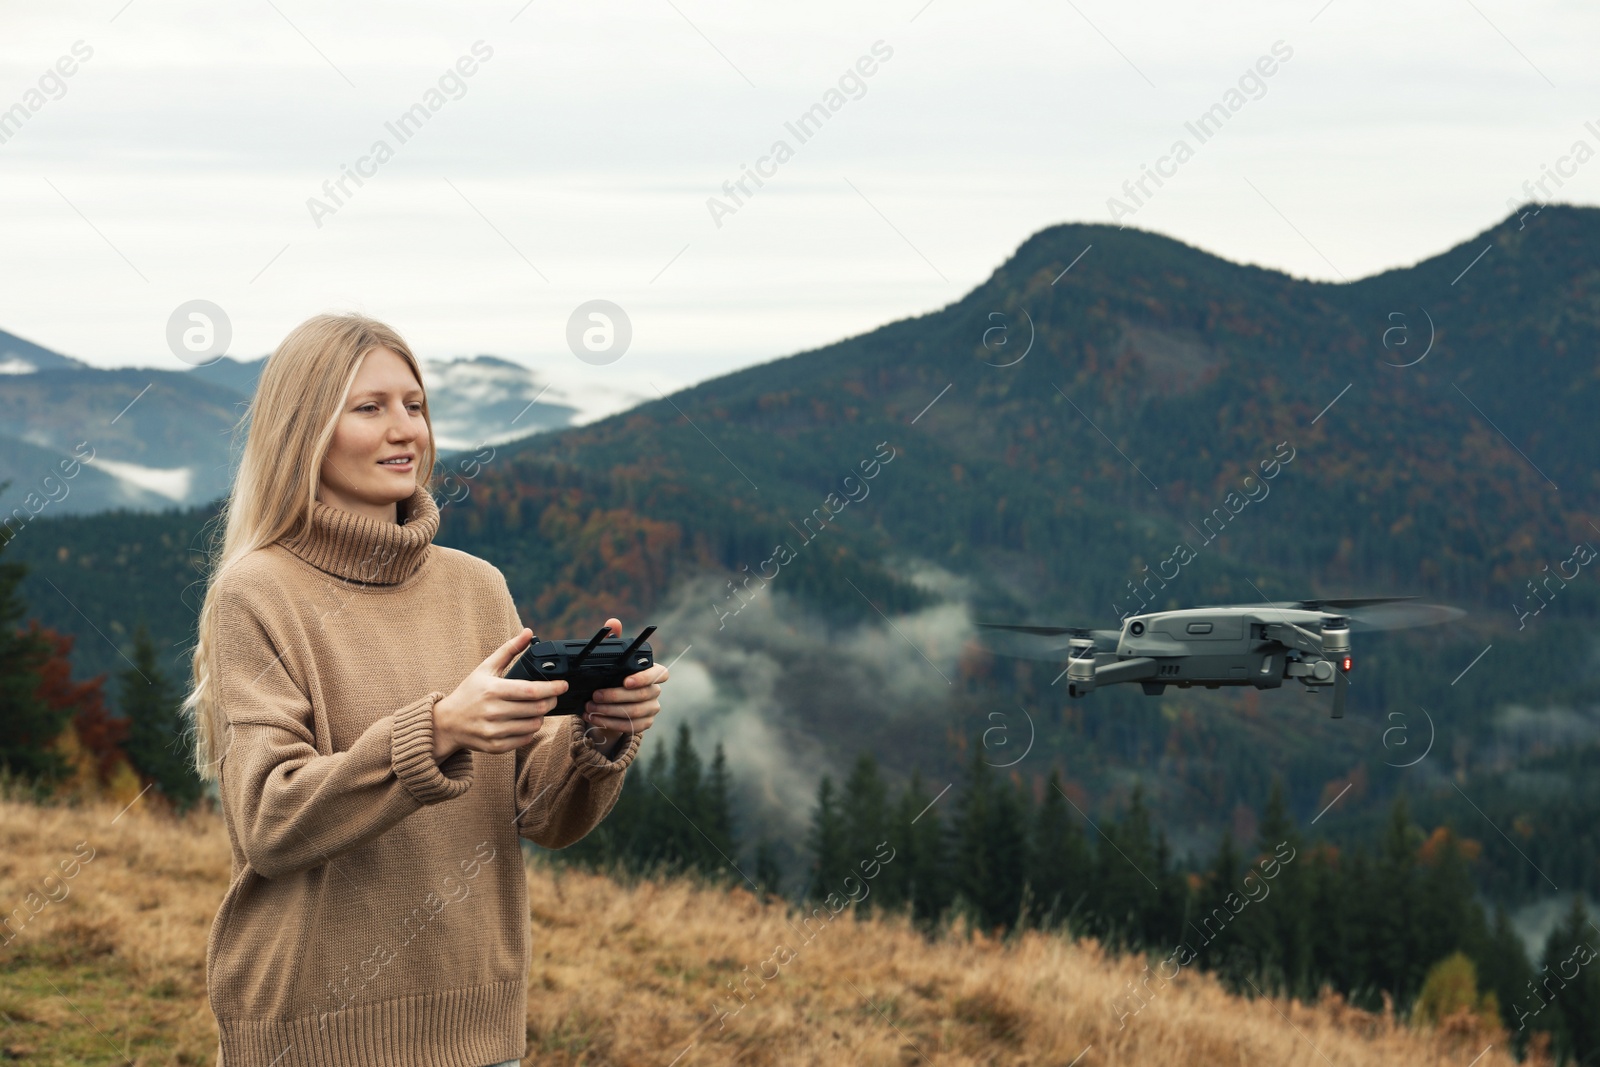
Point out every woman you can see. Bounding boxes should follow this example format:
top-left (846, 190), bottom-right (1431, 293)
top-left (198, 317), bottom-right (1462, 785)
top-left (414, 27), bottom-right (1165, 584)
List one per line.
top-left (182, 313), bottom-right (668, 1067)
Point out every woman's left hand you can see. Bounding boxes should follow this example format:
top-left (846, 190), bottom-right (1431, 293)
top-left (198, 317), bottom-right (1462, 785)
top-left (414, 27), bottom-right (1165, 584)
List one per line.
top-left (582, 617), bottom-right (667, 750)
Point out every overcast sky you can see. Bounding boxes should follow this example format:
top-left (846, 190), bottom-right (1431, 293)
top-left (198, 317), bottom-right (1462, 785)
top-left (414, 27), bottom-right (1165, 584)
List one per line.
top-left (2, 0), bottom-right (1595, 389)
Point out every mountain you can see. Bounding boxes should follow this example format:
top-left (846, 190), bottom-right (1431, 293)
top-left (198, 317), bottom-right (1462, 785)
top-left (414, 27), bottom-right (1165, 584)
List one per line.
top-left (403, 204), bottom-right (1600, 890)
top-left (183, 353), bottom-right (266, 397)
top-left (183, 353), bottom-right (581, 451)
top-left (7, 204), bottom-right (1599, 910)
top-left (0, 327), bottom-right (90, 374)
top-left (413, 354), bottom-right (578, 450)
top-left (0, 367), bottom-right (255, 510)
top-left (0, 431), bottom-right (175, 514)
top-left (0, 343), bottom-right (581, 513)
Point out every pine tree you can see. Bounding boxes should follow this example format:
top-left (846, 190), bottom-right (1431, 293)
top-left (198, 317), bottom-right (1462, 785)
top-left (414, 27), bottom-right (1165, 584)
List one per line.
top-left (881, 769), bottom-right (947, 925)
top-left (985, 771), bottom-right (1030, 932)
top-left (1333, 848), bottom-right (1381, 1009)
top-left (1477, 905), bottom-right (1535, 1049)
top-left (839, 751), bottom-right (889, 912)
top-left (1194, 829), bottom-right (1246, 985)
top-left (702, 741), bottom-right (737, 879)
top-left (666, 722), bottom-right (710, 873)
top-left (559, 724), bottom-right (733, 882)
top-left (1537, 896), bottom-right (1600, 1063)
top-left (0, 487), bottom-right (66, 786)
top-left (1303, 845), bottom-right (1351, 1001)
top-left (807, 775), bottom-right (850, 901)
top-left (1372, 795), bottom-right (1423, 1005)
top-left (944, 754), bottom-right (1033, 933)
top-left (950, 747), bottom-right (1006, 930)
top-left (1029, 768), bottom-right (1091, 932)
top-left (119, 623), bottom-right (202, 809)
top-left (839, 753), bottom-right (887, 857)
top-left (1244, 779), bottom-right (1312, 997)
top-left (633, 739), bottom-right (676, 873)
top-left (1092, 784), bottom-right (1164, 951)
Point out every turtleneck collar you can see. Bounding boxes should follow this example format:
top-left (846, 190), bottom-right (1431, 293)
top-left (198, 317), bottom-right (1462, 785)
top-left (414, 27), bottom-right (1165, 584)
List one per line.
top-left (277, 485), bottom-right (440, 585)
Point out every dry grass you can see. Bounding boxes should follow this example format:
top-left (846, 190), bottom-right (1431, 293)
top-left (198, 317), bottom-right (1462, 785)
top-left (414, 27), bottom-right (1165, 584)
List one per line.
top-left (0, 796), bottom-right (1523, 1066)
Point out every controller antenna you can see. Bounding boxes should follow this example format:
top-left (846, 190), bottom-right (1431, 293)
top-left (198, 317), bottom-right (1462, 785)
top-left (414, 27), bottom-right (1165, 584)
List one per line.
top-left (620, 625), bottom-right (657, 664)
top-left (570, 626), bottom-right (612, 671)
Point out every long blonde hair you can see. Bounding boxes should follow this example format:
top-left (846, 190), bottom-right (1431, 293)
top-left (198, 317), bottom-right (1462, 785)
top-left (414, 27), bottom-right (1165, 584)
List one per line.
top-left (182, 313), bottom-right (437, 781)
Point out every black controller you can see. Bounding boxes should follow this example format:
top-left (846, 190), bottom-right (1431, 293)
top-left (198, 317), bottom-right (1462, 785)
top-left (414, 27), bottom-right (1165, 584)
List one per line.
top-left (503, 625), bottom-right (657, 716)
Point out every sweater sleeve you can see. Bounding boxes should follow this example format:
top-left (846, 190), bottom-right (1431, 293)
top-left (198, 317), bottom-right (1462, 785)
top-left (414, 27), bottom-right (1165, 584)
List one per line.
top-left (514, 717), bottom-right (640, 848)
top-left (214, 588), bottom-right (475, 879)
top-left (496, 577), bottom-right (640, 849)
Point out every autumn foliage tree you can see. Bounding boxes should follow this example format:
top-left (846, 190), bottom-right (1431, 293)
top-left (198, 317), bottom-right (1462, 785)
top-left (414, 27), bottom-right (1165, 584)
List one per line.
top-left (27, 619), bottom-right (135, 796)
top-left (1, 481), bottom-right (139, 800)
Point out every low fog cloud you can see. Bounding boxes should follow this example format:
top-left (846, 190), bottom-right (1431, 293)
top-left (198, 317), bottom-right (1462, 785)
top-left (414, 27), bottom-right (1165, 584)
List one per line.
top-left (1485, 702), bottom-right (1600, 771)
top-left (649, 562), bottom-right (977, 837)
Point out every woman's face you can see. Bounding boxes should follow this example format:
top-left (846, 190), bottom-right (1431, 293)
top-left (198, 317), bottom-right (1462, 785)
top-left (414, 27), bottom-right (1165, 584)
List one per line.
top-left (317, 346), bottom-right (430, 523)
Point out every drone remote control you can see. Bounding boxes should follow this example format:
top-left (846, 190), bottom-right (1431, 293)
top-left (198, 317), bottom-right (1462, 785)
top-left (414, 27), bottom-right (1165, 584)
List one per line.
top-left (504, 625), bottom-right (657, 716)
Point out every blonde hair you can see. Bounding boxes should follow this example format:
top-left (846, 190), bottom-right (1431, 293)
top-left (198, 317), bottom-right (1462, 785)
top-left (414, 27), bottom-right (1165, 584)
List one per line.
top-left (182, 313), bottom-right (437, 781)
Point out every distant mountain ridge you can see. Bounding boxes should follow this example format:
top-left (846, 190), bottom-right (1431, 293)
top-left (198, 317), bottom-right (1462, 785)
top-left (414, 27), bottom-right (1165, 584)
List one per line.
top-left (0, 327), bottom-right (90, 374)
top-left (0, 340), bottom-right (580, 513)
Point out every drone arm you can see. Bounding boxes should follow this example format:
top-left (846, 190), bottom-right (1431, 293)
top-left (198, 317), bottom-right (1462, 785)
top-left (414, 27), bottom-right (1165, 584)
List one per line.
top-left (1095, 657), bottom-right (1158, 686)
top-left (1264, 621), bottom-right (1323, 655)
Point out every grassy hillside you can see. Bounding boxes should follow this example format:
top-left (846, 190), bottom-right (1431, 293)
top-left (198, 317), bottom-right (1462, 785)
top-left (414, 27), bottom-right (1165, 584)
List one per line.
top-left (0, 795), bottom-right (1522, 1067)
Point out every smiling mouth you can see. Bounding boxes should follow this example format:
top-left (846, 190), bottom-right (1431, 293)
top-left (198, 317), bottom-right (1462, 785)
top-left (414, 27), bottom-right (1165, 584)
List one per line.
top-left (378, 456), bottom-right (414, 467)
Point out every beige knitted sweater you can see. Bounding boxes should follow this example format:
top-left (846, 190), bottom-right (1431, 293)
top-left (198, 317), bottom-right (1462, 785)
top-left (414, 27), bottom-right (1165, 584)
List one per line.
top-left (205, 485), bottom-right (639, 1067)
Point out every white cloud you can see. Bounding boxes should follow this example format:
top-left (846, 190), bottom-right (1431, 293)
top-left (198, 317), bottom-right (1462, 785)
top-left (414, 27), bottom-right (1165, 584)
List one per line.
top-left (2, 0), bottom-right (1596, 387)
top-left (80, 456), bottom-right (192, 500)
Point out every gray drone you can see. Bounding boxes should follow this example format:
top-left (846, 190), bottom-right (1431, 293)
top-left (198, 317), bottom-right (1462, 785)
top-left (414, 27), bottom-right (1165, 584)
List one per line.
top-left (980, 598), bottom-right (1463, 718)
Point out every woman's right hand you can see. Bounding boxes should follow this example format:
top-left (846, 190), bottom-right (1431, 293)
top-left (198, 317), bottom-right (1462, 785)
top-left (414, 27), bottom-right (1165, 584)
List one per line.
top-left (431, 628), bottom-right (568, 760)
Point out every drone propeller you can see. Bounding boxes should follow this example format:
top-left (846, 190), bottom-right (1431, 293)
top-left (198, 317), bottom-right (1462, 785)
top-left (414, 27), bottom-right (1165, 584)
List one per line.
top-left (1254, 597), bottom-right (1463, 632)
top-left (1255, 596), bottom-right (1416, 611)
top-left (1305, 596), bottom-right (1418, 609)
top-left (1339, 601), bottom-right (1465, 632)
top-left (976, 623), bottom-right (1119, 661)
top-left (979, 623), bottom-right (1097, 637)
